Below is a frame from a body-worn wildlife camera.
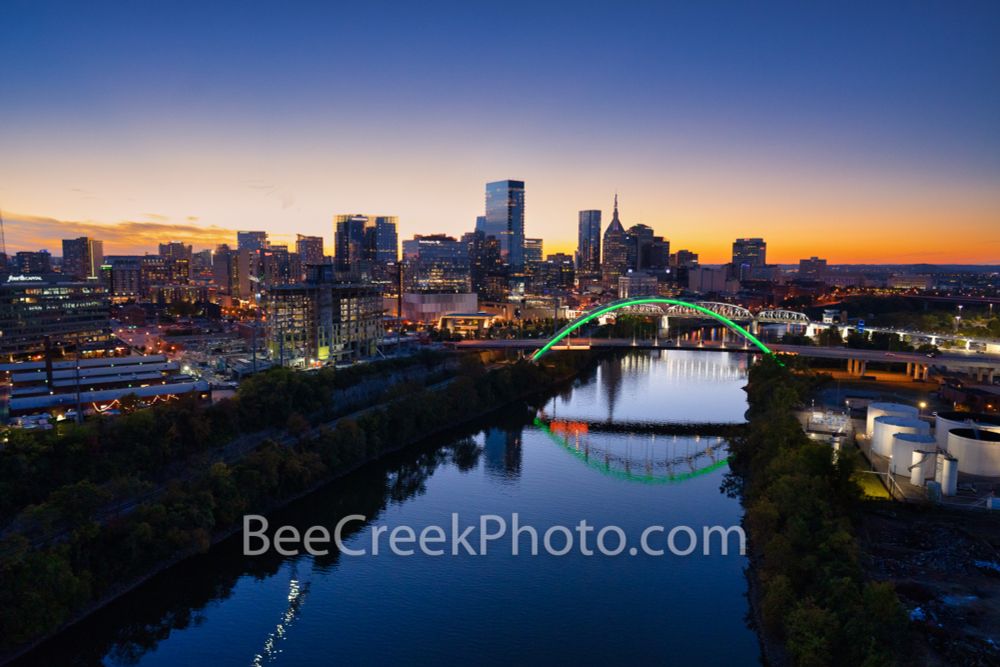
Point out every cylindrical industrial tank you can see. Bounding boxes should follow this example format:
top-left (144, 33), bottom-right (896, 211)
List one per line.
top-left (937, 455), bottom-right (958, 497)
top-left (935, 411), bottom-right (1000, 452)
top-left (910, 449), bottom-right (936, 487)
top-left (946, 428), bottom-right (1000, 476)
top-left (867, 402), bottom-right (919, 437)
top-left (872, 415), bottom-right (929, 458)
top-left (890, 432), bottom-right (935, 476)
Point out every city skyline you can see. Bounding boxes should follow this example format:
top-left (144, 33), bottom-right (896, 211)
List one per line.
top-left (2, 2), bottom-right (999, 263)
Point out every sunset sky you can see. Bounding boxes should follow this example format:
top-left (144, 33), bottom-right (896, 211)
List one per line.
top-left (1, 1), bottom-right (998, 263)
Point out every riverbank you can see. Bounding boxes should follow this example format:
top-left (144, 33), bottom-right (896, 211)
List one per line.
top-left (729, 356), bottom-right (909, 666)
top-left (1, 350), bottom-right (600, 665)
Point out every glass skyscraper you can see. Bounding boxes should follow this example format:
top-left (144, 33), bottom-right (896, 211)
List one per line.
top-left (482, 179), bottom-right (525, 271)
top-left (576, 210), bottom-right (602, 274)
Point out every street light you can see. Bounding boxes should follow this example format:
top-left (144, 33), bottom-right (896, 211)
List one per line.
top-left (919, 401), bottom-right (927, 416)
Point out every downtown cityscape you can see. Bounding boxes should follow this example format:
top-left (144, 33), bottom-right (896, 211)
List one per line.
top-left (1, 2), bottom-right (1000, 667)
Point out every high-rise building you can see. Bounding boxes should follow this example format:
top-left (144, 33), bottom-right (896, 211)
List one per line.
top-left (334, 214), bottom-right (398, 275)
top-left (259, 245), bottom-right (295, 287)
top-left (0, 274), bottom-right (110, 359)
top-left (212, 244), bottom-right (253, 299)
top-left (601, 195), bottom-right (629, 287)
top-left (265, 265), bottom-right (383, 367)
top-left (482, 180), bottom-right (526, 271)
top-left (671, 249), bottom-right (699, 268)
top-left (295, 234), bottom-right (325, 282)
top-left (334, 215), bottom-right (367, 272)
top-left (158, 242), bottom-right (193, 262)
top-left (101, 256), bottom-right (142, 301)
top-left (365, 217), bottom-right (398, 265)
top-left (364, 216), bottom-right (399, 283)
top-left (402, 234), bottom-right (470, 293)
top-left (798, 256), bottom-right (828, 280)
top-left (524, 238), bottom-right (543, 267)
top-left (464, 230), bottom-right (505, 301)
top-left (62, 237), bottom-right (103, 279)
top-left (64, 238), bottom-right (90, 278)
top-left (296, 234), bottom-right (325, 268)
top-left (732, 237), bottom-right (767, 280)
top-left (237, 231), bottom-right (268, 253)
top-left (14, 250), bottom-right (52, 275)
top-left (158, 242), bottom-right (192, 281)
top-left (576, 210), bottom-right (602, 274)
top-left (535, 253), bottom-right (576, 290)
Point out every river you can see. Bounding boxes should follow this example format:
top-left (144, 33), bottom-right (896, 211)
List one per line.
top-left (18, 350), bottom-right (760, 666)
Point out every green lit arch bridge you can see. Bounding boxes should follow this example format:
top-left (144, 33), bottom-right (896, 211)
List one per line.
top-left (532, 297), bottom-right (785, 361)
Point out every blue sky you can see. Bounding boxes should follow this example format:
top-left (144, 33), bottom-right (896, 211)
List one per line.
top-left (2, 1), bottom-right (998, 261)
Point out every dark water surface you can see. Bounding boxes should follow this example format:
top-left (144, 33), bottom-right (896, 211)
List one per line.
top-left (21, 351), bottom-right (760, 666)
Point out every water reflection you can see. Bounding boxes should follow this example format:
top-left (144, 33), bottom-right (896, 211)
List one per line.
top-left (16, 436), bottom-right (493, 667)
top-left (17, 351), bottom-right (758, 667)
top-left (535, 417), bottom-right (731, 484)
top-left (482, 427), bottom-right (522, 482)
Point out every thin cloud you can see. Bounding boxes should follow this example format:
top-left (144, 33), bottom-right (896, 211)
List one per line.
top-left (244, 179), bottom-right (296, 210)
top-left (1, 212), bottom-right (240, 254)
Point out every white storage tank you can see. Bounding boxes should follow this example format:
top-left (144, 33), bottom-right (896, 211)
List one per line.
top-left (872, 415), bottom-right (929, 458)
top-left (946, 428), bottom-right (1000, 476)
top-left (890, 432), bottom-right (935, 476)
top-left (910, 449), bottom-right (936, 486)
top-left (935, 411), bottom-right (1000, 452)
top-left (866, 402), bottom-right (919, 437)
top-left (936, 454), bottom-right (958, 497)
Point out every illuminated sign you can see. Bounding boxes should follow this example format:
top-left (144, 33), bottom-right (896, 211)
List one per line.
top-left (6, 275), bottom-right (44, 282)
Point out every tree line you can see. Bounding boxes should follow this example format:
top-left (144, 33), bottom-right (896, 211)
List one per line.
top-left (0, 350), bottom-right (592, 652)
top-left (724, 356), bottom-right (907, 666)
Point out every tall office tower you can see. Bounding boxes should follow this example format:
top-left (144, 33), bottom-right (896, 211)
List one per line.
top-left (213, 244), bottom-right (252, 298)
top-left (626, 224), bottom-right (654, 271)
top-left (401, 234), bottom-right (470, 293)
top-left (483, 179), bottom-right (526, 271)
top-left (798, 256), bottom-right (828, 280)
top-left (260, 245), bottom-right (294, 287)
top-left (362, 215), bottom-right (399, 284)
top-left (463, 230), bottom-right (505, 301)
top-left (732, 237), bottom-right (767, 280)
top-left (576, 210), bottom-right (602, 274)
top-left (334, 214), bottom-right (398, 277)
top-left (334, 215), bottom-right (368, 271)
top-left (237, 231), bottom-right (268, 252)
top-left (61, 237), bottom-right (103, 279)
top-left (524, 238), bottom-right (543, 267)
top-left (296, 234), bottom-right (325, 267)
top-left (601, 195), bottom-right (629, 287)
top-left (364, 216), bottom-right (399, 266)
